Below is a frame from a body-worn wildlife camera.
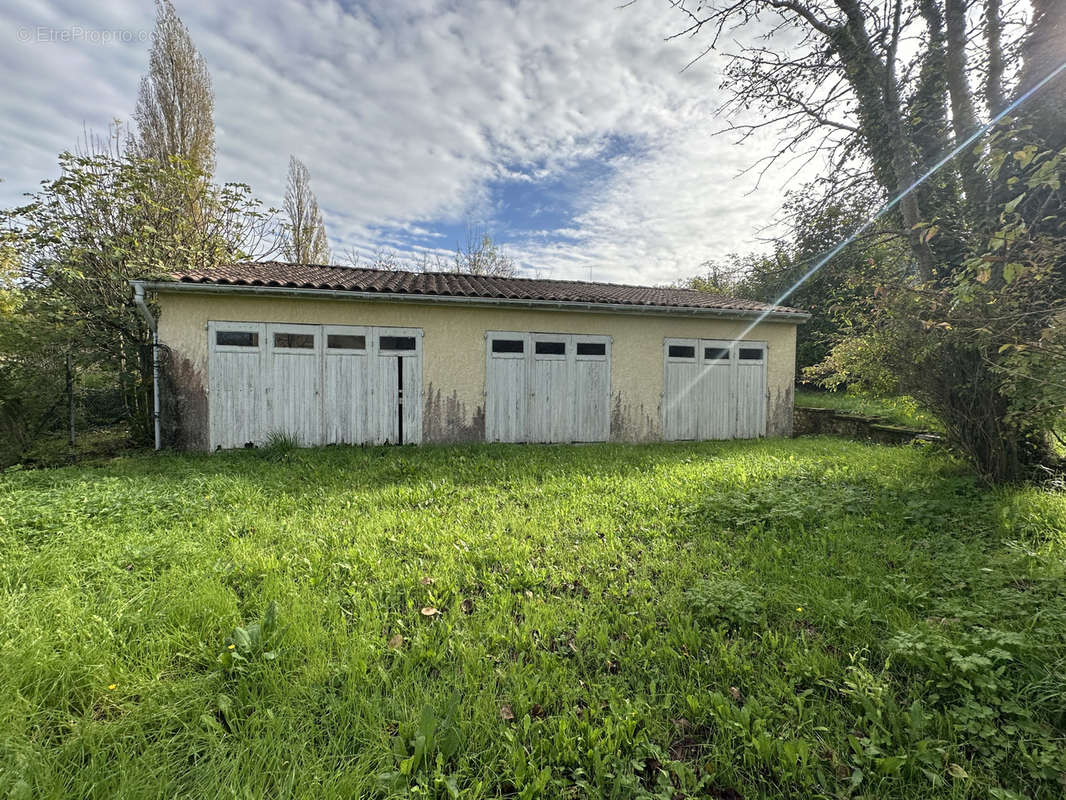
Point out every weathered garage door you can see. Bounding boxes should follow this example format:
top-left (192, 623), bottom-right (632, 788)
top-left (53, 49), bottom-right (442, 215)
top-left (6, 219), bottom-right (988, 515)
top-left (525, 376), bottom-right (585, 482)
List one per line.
top-left (266, 323), bottom-right (322, 446)
top-left (208, 321), bottom-right (422, 449)
top-left (207, 321), bottom-right (265, 450)
top-left (734, 343), bottom-right (767, 438)
top-left (662, 338), bottom-right (767, 441)
top-left (485, 331), bottom-right (611, 443)
top-left (485, 334), bottom-right (528, 443)
top-left (322, 325), bottom-right (371, 445)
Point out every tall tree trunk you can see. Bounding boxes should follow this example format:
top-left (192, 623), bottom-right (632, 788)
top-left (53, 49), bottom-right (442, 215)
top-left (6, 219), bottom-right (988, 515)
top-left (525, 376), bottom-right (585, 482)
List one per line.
top-left (119, 340), bottom-right (131, 416)
top-left (1015, 0), bottom-right (1066, 150)
top-left (67, 353), bottom-right (76, 448)
top-left (984, 0), bottom-right (1007, 114)
top-left (887, 117), bottom-right (938, 281)
top-left (944, 0), bottom-right (991, 214)
top-left (833, 0), bottom-right (937, 280)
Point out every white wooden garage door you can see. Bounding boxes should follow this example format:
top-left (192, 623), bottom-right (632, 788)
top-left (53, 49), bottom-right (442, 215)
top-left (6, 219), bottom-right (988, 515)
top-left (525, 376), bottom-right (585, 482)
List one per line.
top-left (207, 321), bottom-right (422, 449)
top-left (662, 338), bottom-right (767, 441)
top-left (485, 331), bottom-right (611, 443)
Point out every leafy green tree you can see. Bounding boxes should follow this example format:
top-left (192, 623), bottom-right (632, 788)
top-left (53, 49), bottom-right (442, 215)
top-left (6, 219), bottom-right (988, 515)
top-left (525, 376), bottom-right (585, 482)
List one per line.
top-left (0, 299), bottom-right (76, 465)
top-left (676, 259), bottom-right (743, 296)
top-left (670, 0), bottom-right (1065, 481)
top-left (680, 190), bottom-right (902, 372)
top-left (2, 148), bottom-right (277, 449)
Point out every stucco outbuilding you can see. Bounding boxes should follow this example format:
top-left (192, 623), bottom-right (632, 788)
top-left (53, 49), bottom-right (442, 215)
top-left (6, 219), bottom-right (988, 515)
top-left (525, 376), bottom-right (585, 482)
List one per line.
top-left (132, 262), bottom-right (809, 450)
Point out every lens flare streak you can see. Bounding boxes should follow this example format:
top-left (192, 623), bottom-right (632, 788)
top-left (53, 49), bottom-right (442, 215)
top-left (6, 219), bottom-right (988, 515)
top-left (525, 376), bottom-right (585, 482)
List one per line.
top-left (730, 59), bottom-right (1066, 345)
top-left (663, 60), bottom-right (1066, 432)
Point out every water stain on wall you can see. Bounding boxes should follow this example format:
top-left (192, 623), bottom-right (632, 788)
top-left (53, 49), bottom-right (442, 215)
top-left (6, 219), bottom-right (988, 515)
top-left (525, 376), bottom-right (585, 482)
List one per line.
top-left (162, 351), bottom-right (208, 450)
top-left (610, 392), bottom-right (658, 442)
top-left (423, 384), bottom-right (485, 443)
top-left (768, 384), bottom-right (794, 437)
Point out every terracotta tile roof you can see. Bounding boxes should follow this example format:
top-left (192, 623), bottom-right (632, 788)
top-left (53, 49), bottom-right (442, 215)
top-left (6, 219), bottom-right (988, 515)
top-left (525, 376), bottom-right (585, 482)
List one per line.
top-left (164, 261), bottom-right (807, 317)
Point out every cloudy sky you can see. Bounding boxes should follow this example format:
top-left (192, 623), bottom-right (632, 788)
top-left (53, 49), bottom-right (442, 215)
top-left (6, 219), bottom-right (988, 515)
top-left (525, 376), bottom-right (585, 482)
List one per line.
top-left (2, 0), bottom-right (804, 285)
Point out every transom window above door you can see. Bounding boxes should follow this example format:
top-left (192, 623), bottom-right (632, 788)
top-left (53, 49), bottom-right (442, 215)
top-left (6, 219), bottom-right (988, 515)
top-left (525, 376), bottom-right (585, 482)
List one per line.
top-left (379, 335), bottom-right (416, 351)
top-left (326, 334), bottom-right (364, 350)
top-left (274, 332), bottom-right (315, 349)
top-left (534, 340), bottom-right (566, 356)
top-left (216, 330), bottom-right (258, 347)
top-left (491, 338), bottom-right (524, 354)
top-left (668, 344), bottom-right (696, 359)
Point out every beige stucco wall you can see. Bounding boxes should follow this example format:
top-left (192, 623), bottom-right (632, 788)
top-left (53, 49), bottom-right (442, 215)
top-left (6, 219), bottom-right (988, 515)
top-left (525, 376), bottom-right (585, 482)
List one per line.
top-left (155, 290), bottom-right (799, 449)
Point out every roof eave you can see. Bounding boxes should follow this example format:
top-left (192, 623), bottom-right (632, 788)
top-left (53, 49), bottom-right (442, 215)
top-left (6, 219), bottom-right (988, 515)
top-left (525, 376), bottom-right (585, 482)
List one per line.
top-left (130, 279), bottom-right (812, 323)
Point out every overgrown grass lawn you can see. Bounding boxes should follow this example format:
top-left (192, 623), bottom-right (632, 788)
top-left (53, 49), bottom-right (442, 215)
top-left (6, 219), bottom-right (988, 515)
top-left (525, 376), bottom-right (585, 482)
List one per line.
top-left (1, 439), bottom-right (1065, 798)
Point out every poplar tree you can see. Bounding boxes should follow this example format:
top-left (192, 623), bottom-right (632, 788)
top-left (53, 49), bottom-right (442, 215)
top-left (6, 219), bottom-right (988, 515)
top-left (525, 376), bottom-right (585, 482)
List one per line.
top-left (282, 156), bottom-right (331, 265)
top-left (133, 0), bottom-right (215, 174)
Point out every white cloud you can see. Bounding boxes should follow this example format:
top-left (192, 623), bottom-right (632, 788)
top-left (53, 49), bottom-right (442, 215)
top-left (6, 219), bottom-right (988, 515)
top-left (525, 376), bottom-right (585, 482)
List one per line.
top-left (0, 0), bottom-right (811, 283)
top-left (512, 120), bottom-right (796, 284)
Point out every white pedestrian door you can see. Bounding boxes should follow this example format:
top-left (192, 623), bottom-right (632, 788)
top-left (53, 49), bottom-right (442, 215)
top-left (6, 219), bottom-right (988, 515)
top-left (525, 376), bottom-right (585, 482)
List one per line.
top-left (208, 322), bottom-right (422, 449)
top-left (485, 331), bottom-right (611, 443)
top-left (697, 340), bottom-right (736, 440)
top-left (530, 334), bottom-right (572, 443)
top-left (573, 338), bottom-right (610, 442)
top-left (372, 330), bottom-right (423, 445)
top-left (662, 340), bottom-right (700, 441)
top-left (662, 338), bottom-right (767, 441)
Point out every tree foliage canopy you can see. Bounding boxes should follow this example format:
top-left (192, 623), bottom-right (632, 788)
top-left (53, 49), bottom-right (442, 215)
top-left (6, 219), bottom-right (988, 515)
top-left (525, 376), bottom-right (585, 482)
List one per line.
top-left (673, 0), bottom-right (1066, 481)
top-left (0, 147), bottom-right (277, 459)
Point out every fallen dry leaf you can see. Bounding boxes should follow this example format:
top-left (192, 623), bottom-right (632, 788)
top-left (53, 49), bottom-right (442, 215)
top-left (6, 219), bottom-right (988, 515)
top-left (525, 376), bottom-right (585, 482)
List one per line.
top-left (500, 704), bottom-right (515, 722)
top-left (460, 598), bottom-right (474, 614)
top-left (420, 576), bottom-right (434, 585)
top-left (387, 633), bottom-right (404, 649)
top-left (420, 607), bottom-right (439, 617)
